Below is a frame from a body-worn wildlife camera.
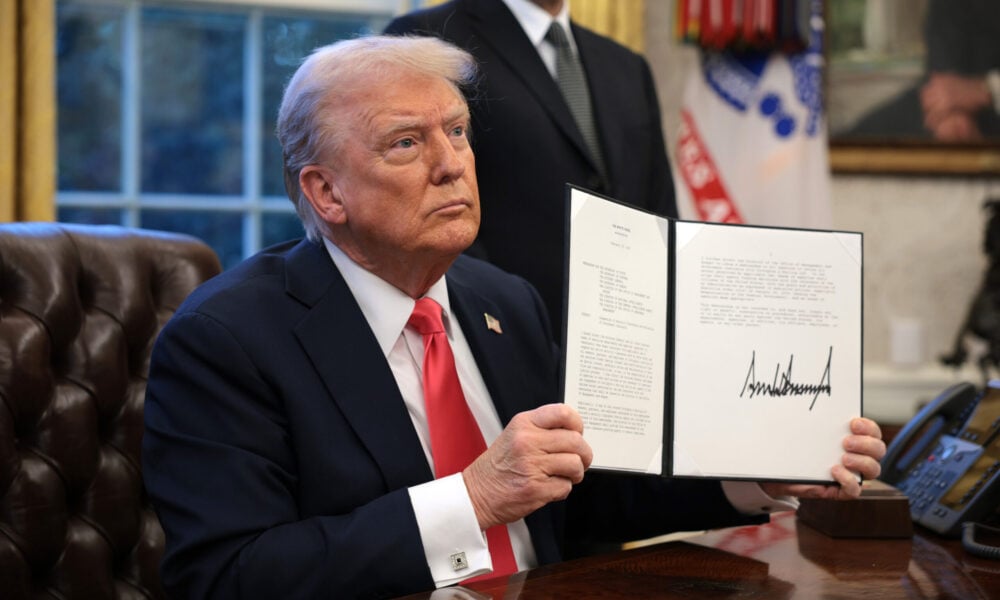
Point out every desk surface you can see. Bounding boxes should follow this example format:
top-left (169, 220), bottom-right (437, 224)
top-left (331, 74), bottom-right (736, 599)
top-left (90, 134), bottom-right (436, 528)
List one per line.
top-left (402, 512), bottom-right (1000, 598)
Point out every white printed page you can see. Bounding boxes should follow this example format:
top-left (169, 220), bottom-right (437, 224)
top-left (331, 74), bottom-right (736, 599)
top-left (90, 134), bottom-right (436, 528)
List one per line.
top-left (562, 187), bottom-right (669, 474)
top-left (671, 221), bottom-right (862, 482)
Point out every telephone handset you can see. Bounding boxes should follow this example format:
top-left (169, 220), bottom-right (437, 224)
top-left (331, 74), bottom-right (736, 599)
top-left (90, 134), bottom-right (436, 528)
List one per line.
top-left (881, 382), bottom-right (979, 485)
top-left (882, 380), bottom-right (1000, 538)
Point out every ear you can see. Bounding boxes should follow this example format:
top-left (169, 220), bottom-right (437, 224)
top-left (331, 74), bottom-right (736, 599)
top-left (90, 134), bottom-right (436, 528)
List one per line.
top-left (299, 165), bottom-right (348, 225)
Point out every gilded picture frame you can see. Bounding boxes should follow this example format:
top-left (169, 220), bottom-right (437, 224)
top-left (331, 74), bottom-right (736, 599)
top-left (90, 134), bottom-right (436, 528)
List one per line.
top-left (826, 0), bottom-right (1000, 175)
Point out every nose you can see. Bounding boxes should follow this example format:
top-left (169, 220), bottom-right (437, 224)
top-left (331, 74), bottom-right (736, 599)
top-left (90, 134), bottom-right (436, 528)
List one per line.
top-left (427, 130), bottom-right (467, 185)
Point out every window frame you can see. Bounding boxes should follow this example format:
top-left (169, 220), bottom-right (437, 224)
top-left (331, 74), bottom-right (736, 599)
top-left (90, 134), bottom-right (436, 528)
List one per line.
top-left (56, 0), bottom-right (405, 262)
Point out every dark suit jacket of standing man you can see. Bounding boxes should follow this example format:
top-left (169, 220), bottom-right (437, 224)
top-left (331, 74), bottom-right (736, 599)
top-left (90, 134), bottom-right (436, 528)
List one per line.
top-left (385, 0), bottom-right (678, 337)
top-left (143, 238), bottom-right (761, 599)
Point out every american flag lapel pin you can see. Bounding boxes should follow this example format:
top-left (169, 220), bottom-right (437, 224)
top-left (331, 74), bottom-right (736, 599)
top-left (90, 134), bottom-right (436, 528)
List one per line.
top-left (484, 313), bottom-right (503, 334)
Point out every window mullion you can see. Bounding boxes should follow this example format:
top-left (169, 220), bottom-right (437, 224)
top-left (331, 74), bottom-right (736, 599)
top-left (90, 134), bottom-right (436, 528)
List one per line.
top-left (244, 8), bottom-right (263, 258)
top-left (122, 1), bottom-right (141, 227)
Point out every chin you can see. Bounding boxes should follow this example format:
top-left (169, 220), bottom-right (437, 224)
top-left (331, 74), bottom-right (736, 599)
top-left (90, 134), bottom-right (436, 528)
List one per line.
top-left (417, 215), bottom-right (478, 250)
top-left (447, 235), bottom-right (477, 256)
top-left (449, 219), bottom-right (479, 244)
top-left (432, 229), bottom-right (478, 258)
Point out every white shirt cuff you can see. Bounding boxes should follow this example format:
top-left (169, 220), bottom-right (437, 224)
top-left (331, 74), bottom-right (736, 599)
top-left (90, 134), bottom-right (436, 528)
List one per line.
top-left (408, 474), bottom-right (492, 587)
top-left (986, 69), bottom-right (1000, 114)
top-left (721, 481), bottom-right (799, 514)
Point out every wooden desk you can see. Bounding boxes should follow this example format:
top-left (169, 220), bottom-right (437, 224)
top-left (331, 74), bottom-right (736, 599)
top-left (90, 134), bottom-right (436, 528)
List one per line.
top-left (401, 512), bottom-right (1000, 598)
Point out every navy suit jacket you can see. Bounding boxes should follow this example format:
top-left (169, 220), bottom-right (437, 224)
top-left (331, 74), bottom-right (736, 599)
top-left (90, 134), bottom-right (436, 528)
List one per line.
top-left (143, 239), bottom-right (759, 599)
top-left (385, 0), bottom-right (678, 336)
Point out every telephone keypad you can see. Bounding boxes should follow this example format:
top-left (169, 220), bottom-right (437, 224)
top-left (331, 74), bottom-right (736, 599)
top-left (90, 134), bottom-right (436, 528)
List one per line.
top-left (898, 436), bottom-right (982, 521)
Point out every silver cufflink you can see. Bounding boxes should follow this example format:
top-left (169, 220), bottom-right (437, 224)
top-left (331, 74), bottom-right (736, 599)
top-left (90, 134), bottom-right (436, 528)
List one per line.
top-left (450, 551), bottom-right (469, 571)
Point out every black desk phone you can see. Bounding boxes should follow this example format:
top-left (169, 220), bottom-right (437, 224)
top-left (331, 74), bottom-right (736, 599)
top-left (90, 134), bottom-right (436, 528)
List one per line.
top-left (881, 380), bottom-right (1000, 542)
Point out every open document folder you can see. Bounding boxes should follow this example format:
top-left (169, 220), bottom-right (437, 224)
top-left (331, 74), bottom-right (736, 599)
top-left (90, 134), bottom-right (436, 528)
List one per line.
top-left (561, 186), bottom-right (862, 483)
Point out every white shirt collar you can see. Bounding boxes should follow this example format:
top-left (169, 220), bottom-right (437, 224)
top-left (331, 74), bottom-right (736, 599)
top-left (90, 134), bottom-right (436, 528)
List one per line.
top-left (502, 0), bottom-right (574, 50)
top-left (322, 237), bottom-right (453, 358)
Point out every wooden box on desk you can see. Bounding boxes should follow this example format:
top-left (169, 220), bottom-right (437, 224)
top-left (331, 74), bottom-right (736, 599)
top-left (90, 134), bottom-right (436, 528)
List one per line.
top-left (796, 480), bottom-right (913, 538)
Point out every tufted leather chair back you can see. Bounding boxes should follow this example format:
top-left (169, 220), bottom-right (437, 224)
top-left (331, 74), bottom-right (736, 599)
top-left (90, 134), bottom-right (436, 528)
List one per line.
top-left (0, 223), bottom-right (221, 599)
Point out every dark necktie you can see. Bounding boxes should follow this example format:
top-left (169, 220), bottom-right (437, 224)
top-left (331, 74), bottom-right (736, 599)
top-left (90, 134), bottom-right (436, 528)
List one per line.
top-left (545, 21), bottom-right (606, 177)
top-left (407, 297), bottom-right (517, 581)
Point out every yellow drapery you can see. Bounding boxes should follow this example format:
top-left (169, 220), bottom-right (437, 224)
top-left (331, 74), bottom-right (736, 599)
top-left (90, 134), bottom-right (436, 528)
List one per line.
top-left (418, 0), bottom-right (646, 53)
top-left (0, 0), bottom-right (56, 222)
top-left (570, 0), bottom-right (644, 53)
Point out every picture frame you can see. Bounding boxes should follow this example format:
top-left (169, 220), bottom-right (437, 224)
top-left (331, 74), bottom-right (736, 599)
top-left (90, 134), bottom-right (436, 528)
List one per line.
top-left (826, 0), bottom-right (1000, 175)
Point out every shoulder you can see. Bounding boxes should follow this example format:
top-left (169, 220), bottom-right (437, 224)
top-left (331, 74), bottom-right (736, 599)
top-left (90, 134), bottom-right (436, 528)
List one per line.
top-left (448, 254), bottom-right (550, 319)
top-left (384, 0), bottom-right (467, 36)
top-left (572, 23), bottom-right (651, 75)
top-left (155, 238), bottom-right (335, 362)
top-left (572, 23), bottom-right (643, 59)
top-left (174, 238), bottom-right (310, 319)
top-left (572, 25), bottom-right (656, 106)
top-left (449, 253), bottom-right (529, 293)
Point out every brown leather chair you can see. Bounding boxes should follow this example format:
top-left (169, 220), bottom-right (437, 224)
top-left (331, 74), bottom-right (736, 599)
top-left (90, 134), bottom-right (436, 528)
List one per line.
top-left (0, 223), bottom-right (221, 599)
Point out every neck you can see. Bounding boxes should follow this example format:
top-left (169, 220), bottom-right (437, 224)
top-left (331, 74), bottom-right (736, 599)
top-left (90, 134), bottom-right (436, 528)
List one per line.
top-left (333, 238), bottom-right (454, 299)
top-left (385, 261), bottom-right (451, 299)
top-left (531, 0), bottom-right (564, 17)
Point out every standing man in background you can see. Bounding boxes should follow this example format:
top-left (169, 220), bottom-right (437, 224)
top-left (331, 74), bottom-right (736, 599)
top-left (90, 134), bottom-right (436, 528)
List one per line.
top-left (385, 0), bottom-right (677, 338)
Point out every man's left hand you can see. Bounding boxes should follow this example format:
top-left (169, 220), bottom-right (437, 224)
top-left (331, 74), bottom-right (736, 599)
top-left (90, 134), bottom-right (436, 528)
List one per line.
top-left (760, 417), bottom-right (886, 501)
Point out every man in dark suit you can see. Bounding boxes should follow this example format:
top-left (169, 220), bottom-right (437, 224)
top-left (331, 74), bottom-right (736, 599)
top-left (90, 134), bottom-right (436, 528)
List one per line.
top-left (143, 35), bottom-right (886, 599)
top-left (385, 0), bottom-right (677, 338)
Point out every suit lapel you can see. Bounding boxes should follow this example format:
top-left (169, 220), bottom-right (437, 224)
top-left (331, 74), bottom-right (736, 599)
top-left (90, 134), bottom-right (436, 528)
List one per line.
top-left (287, 241), bottom-right (433, 490)
top-left (446, 262), bottom-right (563, 560)
top-left (446, 273), bottom-right (530, 427)
top-left (462, 0), bottom-right (596, 171)
top-left (573, 24), bottom-right (619, 181)
top-left (285, 242), bottom-right (559, 550)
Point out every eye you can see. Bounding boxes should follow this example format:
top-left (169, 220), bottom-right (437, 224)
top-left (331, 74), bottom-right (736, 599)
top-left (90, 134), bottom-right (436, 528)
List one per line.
top-left (450, 125), bottom-right (466, 138)
top-left (395, 138), bottom-right (415, 149)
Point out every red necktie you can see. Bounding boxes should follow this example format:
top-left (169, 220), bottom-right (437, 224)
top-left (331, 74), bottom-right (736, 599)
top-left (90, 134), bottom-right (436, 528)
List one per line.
top-left (407, 297), bottom-right (517, 581)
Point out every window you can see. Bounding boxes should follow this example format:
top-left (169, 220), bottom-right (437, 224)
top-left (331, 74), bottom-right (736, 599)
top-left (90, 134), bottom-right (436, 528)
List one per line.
top-left (56, 0), bottom-right (398, 268)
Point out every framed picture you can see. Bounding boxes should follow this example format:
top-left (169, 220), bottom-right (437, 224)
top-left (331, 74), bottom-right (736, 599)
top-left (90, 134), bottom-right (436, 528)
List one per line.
top-left (826, 0), bottom-right (1000, 175)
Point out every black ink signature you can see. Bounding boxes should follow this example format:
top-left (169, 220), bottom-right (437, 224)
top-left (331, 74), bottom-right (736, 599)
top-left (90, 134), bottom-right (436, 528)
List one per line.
top-left (739, 347), bottom-right (833, 410)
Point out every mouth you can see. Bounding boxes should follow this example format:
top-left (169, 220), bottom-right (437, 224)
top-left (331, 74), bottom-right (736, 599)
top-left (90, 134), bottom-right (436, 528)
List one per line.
top-left (432, 199), bottom-right (474, 215)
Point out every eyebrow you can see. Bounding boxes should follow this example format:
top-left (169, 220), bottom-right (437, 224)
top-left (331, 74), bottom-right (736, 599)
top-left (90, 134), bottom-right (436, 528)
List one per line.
top-left (376, 104), bottom-right (470, 139)
top-left (441, 105), bottom-right (471, 126)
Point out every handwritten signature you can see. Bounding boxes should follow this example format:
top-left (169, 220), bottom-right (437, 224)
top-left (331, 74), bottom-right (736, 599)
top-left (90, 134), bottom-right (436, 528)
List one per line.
top-left (739, 346), bottom-right (833, 410)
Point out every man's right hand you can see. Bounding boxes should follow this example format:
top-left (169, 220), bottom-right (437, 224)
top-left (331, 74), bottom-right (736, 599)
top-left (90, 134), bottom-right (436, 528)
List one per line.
top-left (463, 403), bottom-right (593, 530)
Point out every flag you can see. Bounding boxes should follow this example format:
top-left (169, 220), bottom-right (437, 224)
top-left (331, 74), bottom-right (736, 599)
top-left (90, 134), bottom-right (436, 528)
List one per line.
top-left (673, 0), bottom-right (831, 229)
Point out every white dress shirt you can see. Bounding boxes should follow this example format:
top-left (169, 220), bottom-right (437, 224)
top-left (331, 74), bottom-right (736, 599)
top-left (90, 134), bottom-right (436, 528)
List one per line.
top-left (502, 0), bottom-right (575, 78)
top-left (323, 239), bottom-right (536, 587)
